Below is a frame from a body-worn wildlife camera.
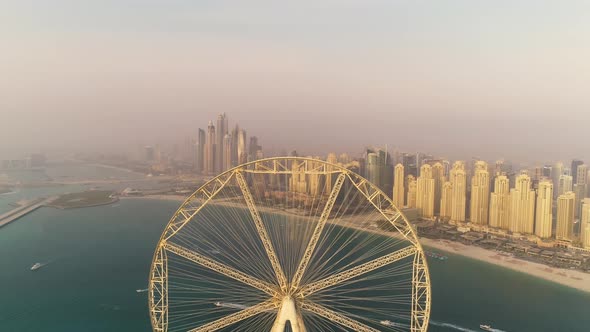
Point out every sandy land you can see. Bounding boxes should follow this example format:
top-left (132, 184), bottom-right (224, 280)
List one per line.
top-left (126, 194), bottom-right (590, 293)
top-left (420, 238), bottom-right (590, 293)
top-left (123, 194), bottom-right (189, 202)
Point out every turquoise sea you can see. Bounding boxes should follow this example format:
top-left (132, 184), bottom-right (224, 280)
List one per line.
top-left (1, 166), bottom-right (589, 331)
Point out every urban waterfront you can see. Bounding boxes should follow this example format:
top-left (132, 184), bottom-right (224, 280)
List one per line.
top-left (1, 197), bottom-right (589, 332)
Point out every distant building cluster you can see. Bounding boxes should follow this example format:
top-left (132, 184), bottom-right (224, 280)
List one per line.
top-left (389, 158), bottom-right (590, 250)
top-left (0, 154), bottom-right (46, 170)
top-left (141, 113), bottom-right (264, 175)
top-left (194, 113), bottom-right (263, 175)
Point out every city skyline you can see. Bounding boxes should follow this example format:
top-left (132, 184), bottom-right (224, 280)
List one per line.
top-left (2, 1), bottom-right (590, 163)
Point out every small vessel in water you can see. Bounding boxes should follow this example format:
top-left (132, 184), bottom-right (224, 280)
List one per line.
top-left (380, 320), bottom-right (401, 327)
top-left (136, 288), bottom-right (148, 293)
top-left (425, 251), bottom-right (448, 261)
top-left (213, 302), bottom-right (248, 310)
top-left (30, 263), bottom-right (43, 271)
top-left (480, 324), bottom-right (493, 331)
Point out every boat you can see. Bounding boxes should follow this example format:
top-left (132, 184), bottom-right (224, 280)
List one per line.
top-left (213, 302), bottom-right (248, 310)
top-left (30, 263), bottom-right (42, 271)
top-left (480, 324), bottom-right (493, 331)
top-left (425, 251), bottom-right (448, 261)
top-left (136, 288), bottom-right (148, 293)
top-left (380, 320), bottom-right (401, 327)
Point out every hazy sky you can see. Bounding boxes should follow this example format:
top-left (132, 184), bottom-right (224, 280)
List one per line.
top-left (1, 1), bottom-right (589, 164)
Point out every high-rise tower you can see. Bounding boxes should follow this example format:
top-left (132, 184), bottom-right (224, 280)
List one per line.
top-left (558, 175), bottom-right (573, 197)
top-left (215, 113), bottom-right (228, 173)
top-left (508, 173), bottom-right (536, 234)
top-left (552, 162), bottom-right (564, 199)
top-left (571, 159), bottom-right (584, 184)
top-left (406, 175), bottom-right (417, 209)
top-left (223, 134), bottom-right (233, 171)
top-left (556, 191), bottom-right (575, 241)
top-left (440, 181), bottom-right (453, 220)
top-left (194, 128), bottom-right (206, 174)
top-left (581, 198), bottom-right (590, 249)
top-left (432, 163), bottom-right (445, 215)
top-left (489, 174), bottom-right (510, 229)
top-left (393, 164), bottom-right (405, 208)
top-left (470, 161), bottom-right (490, 225)
top-left (237, 129), bottom-right (247, 165)
top-left (416, 164), bottom-right (435, 218)
top-left (450, 161), bottom-right (467, 223)
top-left (204, 121), bottom-right (216, 175)
top-left (535, 180), bottom-right (553, 239)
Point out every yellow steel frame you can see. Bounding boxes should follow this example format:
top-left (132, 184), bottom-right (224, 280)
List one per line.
top-left (148, 157), bottom-right (431, 332)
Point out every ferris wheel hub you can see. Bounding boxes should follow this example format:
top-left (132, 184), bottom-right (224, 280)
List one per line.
top-left (270, 295), bottom-right (307, 332)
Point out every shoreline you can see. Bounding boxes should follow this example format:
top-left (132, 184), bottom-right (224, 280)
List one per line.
top-left (125, 194), bottom-right (590, 294)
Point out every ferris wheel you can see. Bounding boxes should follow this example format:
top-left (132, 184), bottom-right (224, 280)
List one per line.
top-left (149, 157), bottom-right (430, 332)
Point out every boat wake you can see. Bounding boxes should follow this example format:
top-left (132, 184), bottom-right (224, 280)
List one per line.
top-left (213, 302), bottom-right (249, 310)
top-left (430, 321), bottom-right (479, 332)
top-left (430, 321), bottom-right (507, 332)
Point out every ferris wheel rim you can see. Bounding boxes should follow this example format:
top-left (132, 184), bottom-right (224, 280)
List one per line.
top-left (148, 157), bottom-right (431, 332)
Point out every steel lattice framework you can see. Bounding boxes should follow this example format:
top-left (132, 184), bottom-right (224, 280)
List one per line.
top-left (149, 157), bottom-right (431, 332)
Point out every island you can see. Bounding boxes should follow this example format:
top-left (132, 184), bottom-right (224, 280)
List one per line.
top-left (48, 190), bottom-right (118, 209)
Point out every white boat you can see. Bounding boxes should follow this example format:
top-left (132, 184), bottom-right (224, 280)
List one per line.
top-left (213, 302), bottom-right (248, 310)
top-left (30, 263), bottom-right (42, 271)
top-left (480, 324), bottom-right (493, 331)
top-left (380, 320), bottom-right (401, 327)
top-left (136, 288), bottom-right (148, 293)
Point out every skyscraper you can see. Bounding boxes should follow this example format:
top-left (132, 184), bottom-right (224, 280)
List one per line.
top-left (205, 121), bottom-right (216, 175)
top-left (470, 161), bottom-right (490, 225)
top-left (558, 175), bottom-right (573, 197)
top-left (574, 183), bottom-right (586, 218)
top-left (450, 161), bottom-right (467, 223)
top-left (215, 113), bottom-right (228, 173)
top-left (248, 136), bottom-right (262, 162)
top-left (230, 125), bottom-right (240, 167)
top-left (489, 174), bottom-right (510, 229)
top-left (416, 164), bottom-right (435, 218)
top-left (552, 162), bottom-right (564, 199)
top-left (393, 164), bottom-right (405, 208)
top-left (364, 148), bottom-right (393, 194)
top-left (237, 129), bottom-right (247, 165)
top-left (581, 199), bottom-right (590, 249)
top-left (223, 134), bottom-right (233, 171)
top-left (571, 159), bottom-right (584, 184)
top-left (556, 191), bottom-right (575, 241)
top-left (194, 128), bottom-right (205, 174)
top-left (432, 163), bottom-right (445, 215)
top-left (535, 180), bottom-right (553, 239)
top-left (406, 175), bottom-right (417, 209)
top-left (576, 164), bottom-right (587, 186)
top-left (575, 165), bottom-right (587, 215)
top-left (508, 173), bottom-right (536, 234)
top-left (440, 181), bottom-right (453, 220)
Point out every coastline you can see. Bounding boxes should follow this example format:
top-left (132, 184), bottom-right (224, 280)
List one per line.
top-left (124, 194), bottom-right (590, 294)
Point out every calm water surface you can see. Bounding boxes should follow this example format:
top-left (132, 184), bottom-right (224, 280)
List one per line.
top-left (0, 167), bottom-right (589, 331)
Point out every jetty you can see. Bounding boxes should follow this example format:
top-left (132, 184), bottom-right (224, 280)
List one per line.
top-left (0, 197), bottom-right (56, 229)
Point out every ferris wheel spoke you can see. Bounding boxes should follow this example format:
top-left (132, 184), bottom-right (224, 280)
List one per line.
top-left (235, 171), bottom-right (288, 292)
top-left (301, 301), bottom-right (380, 332)
top-left (290, 172), bottom-right (347, 292)
top-left (298, 245), bottom-right (417, 297)
top-left (164, 242), bottom-right (279, 297)
top-left (345, 173), bottom-right (416, 246)
top-left (187, 299), bottom-right (278, 332)
top-left (164, 172), bottom-right (235, 241)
